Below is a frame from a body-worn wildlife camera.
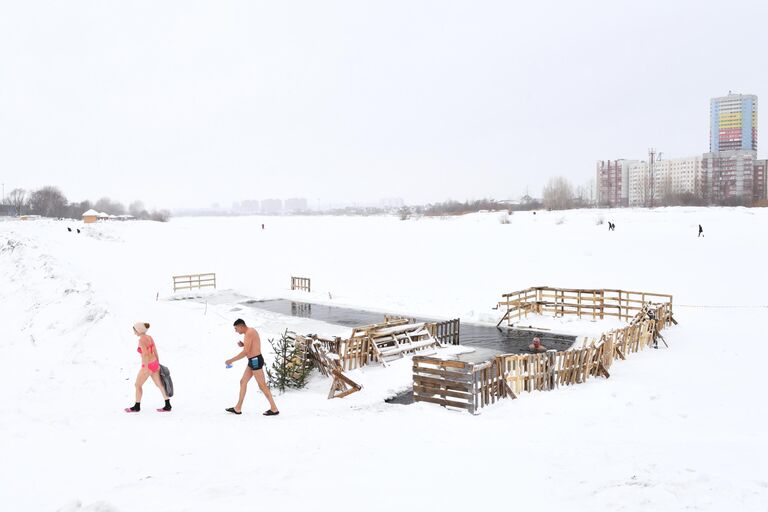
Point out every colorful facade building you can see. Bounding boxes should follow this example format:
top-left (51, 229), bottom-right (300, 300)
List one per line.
top-left (710, 93), bottom-right (758, 153)
top-left (706, 92), bottom-right (761, 203)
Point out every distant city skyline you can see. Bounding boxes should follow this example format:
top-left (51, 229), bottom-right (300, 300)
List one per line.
top-left (597, 91), bottom-right (766, 206)
top-left (2, 1), bottom-right (767, 210)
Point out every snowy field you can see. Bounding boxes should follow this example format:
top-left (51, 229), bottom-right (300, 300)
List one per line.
top-left (1, 207), bottom-right (767, 511)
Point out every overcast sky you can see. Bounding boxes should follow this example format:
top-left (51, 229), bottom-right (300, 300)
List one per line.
top-left (1, 0), bottom-right (767, 209)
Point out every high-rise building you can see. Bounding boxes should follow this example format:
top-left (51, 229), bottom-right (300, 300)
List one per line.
top-left (710, 93), bottom-right (758, 153)
top-left (626, 156), bottom-right (704, 206)
top-left (754, 159), bottom-right (767, 202)
top-left (653, 156), bottom-right (705, 202)
top-left (596, 159), bottom-right (639, 207)
top-left (706, 92), bottom-right (761, 203)
top-left (702, 150), bottom-right (757, 204)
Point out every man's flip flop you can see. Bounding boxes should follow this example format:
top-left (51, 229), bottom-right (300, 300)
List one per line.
top-left (225, 407), bottom-right (242, 415)
top-left (263, 410), bottom-right (279, 416)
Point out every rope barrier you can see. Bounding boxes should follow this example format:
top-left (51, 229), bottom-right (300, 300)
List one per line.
top-left (676, 304), bottom-right (768, 309)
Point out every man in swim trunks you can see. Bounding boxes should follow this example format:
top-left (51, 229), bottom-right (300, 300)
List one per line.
top-left (225, 318), bottom-right (279, 416)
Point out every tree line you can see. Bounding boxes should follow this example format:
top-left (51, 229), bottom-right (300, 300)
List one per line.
top-left (421, 198), bottom-right (543, 217)
top-left (4, 186), bottom-right (170, 221)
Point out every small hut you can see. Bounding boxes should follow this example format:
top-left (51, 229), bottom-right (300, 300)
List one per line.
top-left (82, 209), bottom-right (99, 224)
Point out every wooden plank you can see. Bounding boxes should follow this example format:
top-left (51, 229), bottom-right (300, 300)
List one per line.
top-left (413, 385), bottom-right (472, 401)
top-left (412, 357), bottom-right (470, 369)
top-left (413, 375), bottom-right (473, 391)
top-left (412, 394), bottom-right (473, 410)
top-left (413, 369), bottom-right (473, 385)
top-left (411, 366), bottom-right (472, 378)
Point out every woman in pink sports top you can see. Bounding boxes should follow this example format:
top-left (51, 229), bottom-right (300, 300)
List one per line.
top-left (125, 322), bottom-right (171, 413)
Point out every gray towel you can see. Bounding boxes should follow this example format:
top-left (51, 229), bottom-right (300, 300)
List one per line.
top-left (159, 364), bottom-right (174, 397)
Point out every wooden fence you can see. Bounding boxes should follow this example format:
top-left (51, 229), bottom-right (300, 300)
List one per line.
top-left (416, 296), bottom-right (674, 414)
top-left (498, 342), bottom-right (611, 397)
top-left (428, 318), bottom-right (460, 345)
top-left (291, 276), bottom-right (311, 292)
top-left (497, 287), bottom-right (674, 326)
top-left (172, 273), bottom-right (216, 292)
top-left (412, 356), bottom-right (504, 414)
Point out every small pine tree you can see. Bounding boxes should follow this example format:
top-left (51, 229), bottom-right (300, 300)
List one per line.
top-left (266, 330), bottom-right (313, 393)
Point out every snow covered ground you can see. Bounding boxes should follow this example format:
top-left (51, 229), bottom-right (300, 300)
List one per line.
top-left (1, 207), bottom-right (767, 511)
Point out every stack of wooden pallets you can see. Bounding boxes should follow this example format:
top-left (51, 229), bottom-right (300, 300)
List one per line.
top-left (349, 319), bottom-right (441, 366)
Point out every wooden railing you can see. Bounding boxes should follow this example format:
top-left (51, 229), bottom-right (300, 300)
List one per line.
top-left (497, 287), bottom-right (674, 326)
top-left (291, 276), bottom-right (311, 292)
top-left (172, 273), bottom-right (216, 292)
top-left (418, 296), bottom-right (674, 414)
top-left (498, 342), bottom-right (611, 397)
top-left (428, 318), bottom-right (460, 345)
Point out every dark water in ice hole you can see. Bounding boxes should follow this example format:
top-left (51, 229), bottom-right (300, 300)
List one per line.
top-left (242, 299), bottom-right (577, 405)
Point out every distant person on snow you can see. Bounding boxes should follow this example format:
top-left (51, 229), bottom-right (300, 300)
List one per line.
top-left (529, 336), bottom-right (547, 352)
top-left (126, 322), bottom-right (171, 413)
top-left (698, 224), bottom-right (703, 237)
top-left (225, 319), bottom-right (279, 416)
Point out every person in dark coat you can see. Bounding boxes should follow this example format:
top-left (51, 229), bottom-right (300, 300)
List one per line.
top-left (698, 224), bottom-right (703, 237)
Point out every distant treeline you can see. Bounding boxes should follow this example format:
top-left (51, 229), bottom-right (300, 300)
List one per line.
top-left (3, 186), bottom-right (170, 221)
top-left (421, 198), bottom-right (543, 217)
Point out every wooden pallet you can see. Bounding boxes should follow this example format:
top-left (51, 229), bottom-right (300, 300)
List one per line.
top-left (351, 321), bottom-right (441, 366)
top-left (288, 332), bottom-right (362, 399)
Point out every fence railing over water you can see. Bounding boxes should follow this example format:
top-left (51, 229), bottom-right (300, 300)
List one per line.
top-left (497, 287), bottom-right (674, 326)
top-left (428, 318), bottom-right (460, 346)
top-left (415, 288), bottom-right (676, 414)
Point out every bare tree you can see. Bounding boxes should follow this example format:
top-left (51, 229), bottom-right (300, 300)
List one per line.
top-left (28, 186), bottom-right (68, 217)
top-left (7, 188), bottom-right (26, 215)
top-left (573, 179), bottom-right (596, 208)
top-left (659, 172), bottom-right (674, 206)
top-left (128, 200), bottom-right (147, 218)
top-left (542, 177), bottom-right (574, 210)
top-left (94, 197), bottom-right (126, 215)
top-left (65, 200), bottom-right (92, 219)
top-left (149, 209), bottom-right (171, 222)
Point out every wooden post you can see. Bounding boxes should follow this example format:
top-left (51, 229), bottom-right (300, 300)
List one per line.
top-left (546, 350), bottom-right (556, 391)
